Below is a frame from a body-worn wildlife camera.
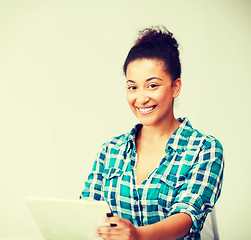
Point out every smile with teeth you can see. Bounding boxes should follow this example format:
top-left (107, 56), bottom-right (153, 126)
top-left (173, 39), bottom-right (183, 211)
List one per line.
top-left (136, 105), bottom-right (156, 114)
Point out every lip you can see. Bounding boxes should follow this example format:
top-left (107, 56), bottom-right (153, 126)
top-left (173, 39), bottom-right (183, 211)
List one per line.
top-left (136, 105), bottom-right (157, 115)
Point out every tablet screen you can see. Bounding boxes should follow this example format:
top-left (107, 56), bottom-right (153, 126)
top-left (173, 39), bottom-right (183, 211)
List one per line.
top-left (26, 197), bottom-right (111, 240)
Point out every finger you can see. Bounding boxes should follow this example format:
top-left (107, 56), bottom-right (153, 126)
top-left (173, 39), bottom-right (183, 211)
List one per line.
top-left (98, 226), bottom-right (120, 234)
top-left (108, 215), bottom-right (132, 228)
top-left (98, 225), bottom-right (130, 235)
top-left (106, 215), bottom-right (120, 226)
top-left (98, 232), bottom-right (129, 240)
top-left (97, 227), bottom-right (122, 240)
top-left (106, 213), bottom-right (118, 227)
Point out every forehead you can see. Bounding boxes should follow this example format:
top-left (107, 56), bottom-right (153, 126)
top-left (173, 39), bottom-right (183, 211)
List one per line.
top-left (126, 58), bottom-right (169, 80)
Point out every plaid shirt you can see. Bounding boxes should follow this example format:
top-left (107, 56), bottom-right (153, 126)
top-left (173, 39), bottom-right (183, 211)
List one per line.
top-left (80, 118), bottom-right (224, 239)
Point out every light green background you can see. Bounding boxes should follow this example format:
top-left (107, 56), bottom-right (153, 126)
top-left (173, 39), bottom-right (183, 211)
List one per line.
top-left (0, 0), bottom-right (251, 239)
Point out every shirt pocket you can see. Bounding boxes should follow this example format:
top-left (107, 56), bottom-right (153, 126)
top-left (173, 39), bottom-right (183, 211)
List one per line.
top-left (158, 173), bottom-right (185, 209)
top-left (102, 168), bottom-right (124, 201)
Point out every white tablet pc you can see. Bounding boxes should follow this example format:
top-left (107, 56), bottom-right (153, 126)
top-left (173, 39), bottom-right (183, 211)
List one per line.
top-left (26, 197), bottom-right (111, 240)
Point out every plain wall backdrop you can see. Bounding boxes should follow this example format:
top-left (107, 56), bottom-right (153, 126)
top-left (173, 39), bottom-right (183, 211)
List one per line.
top-left (0, 0), bottom-right (251, 239)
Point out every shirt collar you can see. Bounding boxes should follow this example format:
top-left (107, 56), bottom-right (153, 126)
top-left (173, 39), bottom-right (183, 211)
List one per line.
top-left (166, 117), bottom-right (194, 154)
top-left (125, 124), bottom-right (142, 153)
top-left (125, 117), bottom-right (194, 154)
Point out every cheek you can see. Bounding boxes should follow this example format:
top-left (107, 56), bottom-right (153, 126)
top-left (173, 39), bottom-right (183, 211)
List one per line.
top-left (156, 91), bottom-right (173, 105)
top-left (126, 93), bottom-right (134, 106)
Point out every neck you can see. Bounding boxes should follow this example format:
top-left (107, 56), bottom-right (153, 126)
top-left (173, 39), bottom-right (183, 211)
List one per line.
top-left (139, 114), bottom-right (180, 141)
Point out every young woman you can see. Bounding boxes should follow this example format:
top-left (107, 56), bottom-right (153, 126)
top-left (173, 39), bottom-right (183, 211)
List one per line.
top-left (80, 26), bottom-right (224, 240)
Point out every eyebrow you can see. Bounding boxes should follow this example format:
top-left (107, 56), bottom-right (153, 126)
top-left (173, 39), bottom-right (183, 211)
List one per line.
top-left (126, 77), bottom-right (163, 83)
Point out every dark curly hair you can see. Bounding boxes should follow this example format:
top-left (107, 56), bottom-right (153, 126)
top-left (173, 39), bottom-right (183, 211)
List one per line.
top-left (123, 26), bottom-right (181, 82)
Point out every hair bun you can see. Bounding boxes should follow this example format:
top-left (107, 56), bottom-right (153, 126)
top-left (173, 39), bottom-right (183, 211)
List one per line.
top-left (135, 26), bottom-right (179, 49)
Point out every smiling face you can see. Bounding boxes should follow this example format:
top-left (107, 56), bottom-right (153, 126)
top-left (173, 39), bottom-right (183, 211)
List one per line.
top-left (126, 58), bottom-right (181, 127)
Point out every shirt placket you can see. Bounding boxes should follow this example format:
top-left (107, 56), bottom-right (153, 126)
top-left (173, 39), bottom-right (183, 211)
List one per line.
top-left (127, 142), bottom-right (144, 227)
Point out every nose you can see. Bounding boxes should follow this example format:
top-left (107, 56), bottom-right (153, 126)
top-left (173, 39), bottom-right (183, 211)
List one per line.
top-left (136, 90), bottom-right (150, 105)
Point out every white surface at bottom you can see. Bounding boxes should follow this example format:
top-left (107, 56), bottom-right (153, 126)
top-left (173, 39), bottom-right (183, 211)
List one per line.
top-left (0, 238), bottom-right (44, 240)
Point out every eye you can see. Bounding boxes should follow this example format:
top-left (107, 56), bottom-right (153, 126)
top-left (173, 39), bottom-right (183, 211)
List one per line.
top-left (148, 83), bottom-right (158, 89)
top-left (127, 85), bottom-right (137, 91)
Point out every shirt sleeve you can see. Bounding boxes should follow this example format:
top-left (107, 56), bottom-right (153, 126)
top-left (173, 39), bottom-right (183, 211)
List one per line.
top-left (168, 137), bottom-right (224, 235)
top-left (80, 143), bottom-right (107, 201)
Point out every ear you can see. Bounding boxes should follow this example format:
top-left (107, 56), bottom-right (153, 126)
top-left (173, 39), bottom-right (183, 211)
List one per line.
top-left (172, 78), bottom-right (182, 98)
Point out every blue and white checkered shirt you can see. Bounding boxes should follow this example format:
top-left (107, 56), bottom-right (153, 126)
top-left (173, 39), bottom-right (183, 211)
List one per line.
top-left (80, 118), bottom-right (224, 239)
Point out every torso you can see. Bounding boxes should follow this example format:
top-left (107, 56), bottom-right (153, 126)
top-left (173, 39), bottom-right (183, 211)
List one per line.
top-left (135, 119), bottom-right (181, 185)
top-left (135, 137), bottom-right (167, 185)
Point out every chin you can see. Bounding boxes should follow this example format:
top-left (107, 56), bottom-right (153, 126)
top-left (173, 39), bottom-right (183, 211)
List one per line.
top-left (137, 118), bottom-right (157, 126)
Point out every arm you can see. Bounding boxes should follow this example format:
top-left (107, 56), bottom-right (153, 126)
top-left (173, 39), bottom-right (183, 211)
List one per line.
top-left (167, 138), bottom-right (224, 233)
top-left (97, 212), bottom-right (192, 240)
top-left (80, 143), bottom-right (107, 200)
top-left (137, 213), bottom-right (192, 240)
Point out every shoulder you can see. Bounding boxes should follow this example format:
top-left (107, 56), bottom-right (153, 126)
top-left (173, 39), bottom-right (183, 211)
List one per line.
top-left (105, 133), bottom-right (128, 148)
top-left (177, 118), bottom-right (224, 173)
top-left (100, 131), bottom-right (132, 153)
top-left (179, 118), bottom-right (223, 153)
top-left (95, 131), bottom-right (133, 168)
top-left (191, 128), bottom-right (223, 151)
top-left (101, 123), bottom-right (139, 150)
top-left (188, 131), bottom-right (224, 167)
